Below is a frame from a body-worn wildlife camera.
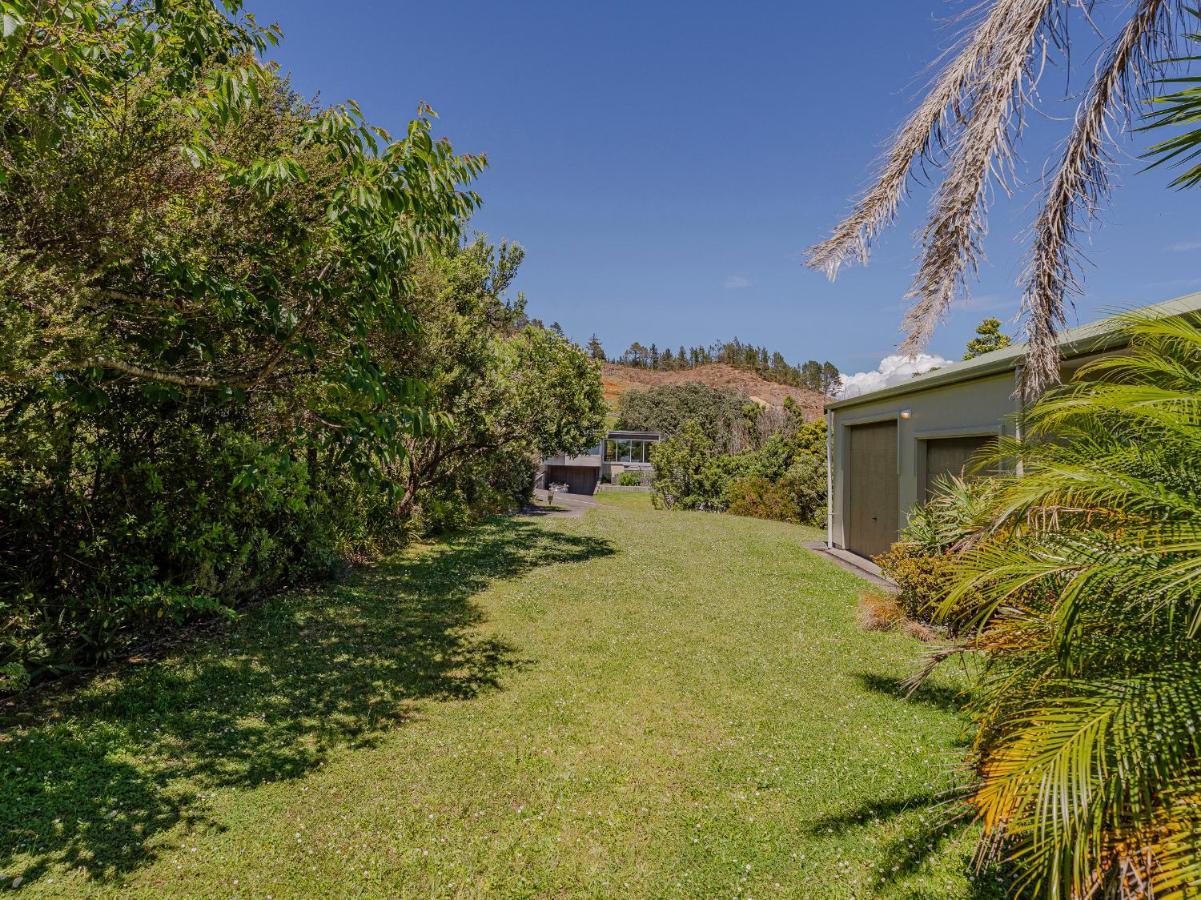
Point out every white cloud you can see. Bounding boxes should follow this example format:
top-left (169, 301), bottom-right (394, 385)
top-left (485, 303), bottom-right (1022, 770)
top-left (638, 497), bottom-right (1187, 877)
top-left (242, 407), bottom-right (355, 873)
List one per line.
top-left (1167, 240), bottom-right (1201, 253)
top-left (836, 353), bottom-right (950, 399)
top-left (723, 274), bottom-right (751, 289)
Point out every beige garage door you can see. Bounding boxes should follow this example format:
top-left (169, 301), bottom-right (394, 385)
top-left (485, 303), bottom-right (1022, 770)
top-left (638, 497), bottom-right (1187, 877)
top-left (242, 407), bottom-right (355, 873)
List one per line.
top-left (847, 420), bottom-right (899, 559)
top-left (924, 435), bottom-right (991, 500)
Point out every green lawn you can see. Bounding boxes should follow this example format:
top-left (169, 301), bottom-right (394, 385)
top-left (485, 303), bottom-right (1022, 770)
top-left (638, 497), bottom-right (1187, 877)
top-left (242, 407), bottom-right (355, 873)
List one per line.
top-left (1, 493), bottom-right (994, 897)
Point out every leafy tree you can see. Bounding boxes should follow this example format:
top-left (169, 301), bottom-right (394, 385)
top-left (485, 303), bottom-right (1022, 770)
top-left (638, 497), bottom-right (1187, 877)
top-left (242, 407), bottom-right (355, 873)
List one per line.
top-left (806, 1), bottom-right (1197, 394)
top-left (820, 362), bottom-right (842, 395)
top-left (392, 242), bottom-right (605, 522)
top-left (649, 422), bottom-right (719, 510)
top-left (615, 383), bottom-right (747, 452)
top-left (963, 317), bottom-right (1013, 360)
top-left (0, 1), bottom-right (589, 684)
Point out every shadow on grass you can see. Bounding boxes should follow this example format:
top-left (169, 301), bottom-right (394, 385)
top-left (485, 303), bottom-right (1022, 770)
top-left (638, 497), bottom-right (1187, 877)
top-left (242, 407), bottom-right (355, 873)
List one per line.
top-left (856, 672), bottom-right (968, 713)
top-left (822, 674), bottom-right (1003, 897)
top-left (808, 793), bottom-right (1005, 899)
top-left (0, 519), bottom-right (613, 888)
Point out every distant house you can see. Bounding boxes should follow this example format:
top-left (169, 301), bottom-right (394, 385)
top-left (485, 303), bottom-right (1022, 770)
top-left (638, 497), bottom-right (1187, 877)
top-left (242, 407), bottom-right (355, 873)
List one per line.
top-left (826, 292), bottom-right (1201, 559)
top-left (540, 430), bottom-right (661, 495)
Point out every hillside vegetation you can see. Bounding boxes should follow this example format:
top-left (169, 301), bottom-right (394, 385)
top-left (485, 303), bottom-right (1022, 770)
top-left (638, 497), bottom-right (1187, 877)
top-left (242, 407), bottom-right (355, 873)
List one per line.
top-left (602, 363), bottom-right (826, 419)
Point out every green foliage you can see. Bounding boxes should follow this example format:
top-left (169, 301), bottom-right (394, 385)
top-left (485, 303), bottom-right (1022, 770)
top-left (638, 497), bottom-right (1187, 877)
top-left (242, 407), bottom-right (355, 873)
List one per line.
top-left (779, 451), bottom-right (827, 527)
top-left (1144, 10), bottom-right (1201, 188)
top-left (614, 337), bottom-right (839, 393)
top-left (617, 471), bottom-right (643, 486)
top-left (927, 313), bottom-right (1201, 897)
top-left (901, 475), bottom-right (1002, 553)
top-left (873, 544), bottom-right (959, 626)
top-left (725, 475), bottom-right (800, 522)
top-left (649, 415), bottom-right (827, 526)
top-left (390, 241), bottom-right (605, 529)
top-left (874, 475), bottom-right (1004, 632)
top-left (962, 317), bottom-right (1013, 360)
top-left (0, 4), bottom-right (601, 686)
top-left (616, 383), bottom-right (748, 452)
top-left (586, 333), bottom-right (605, 361)
top-left (648, 422), bottom-right (720, 510)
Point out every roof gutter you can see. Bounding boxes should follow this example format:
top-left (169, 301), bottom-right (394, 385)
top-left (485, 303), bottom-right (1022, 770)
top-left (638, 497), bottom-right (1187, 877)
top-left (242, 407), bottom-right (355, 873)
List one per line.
top-left (825, 327), bottom-right (1130, 413)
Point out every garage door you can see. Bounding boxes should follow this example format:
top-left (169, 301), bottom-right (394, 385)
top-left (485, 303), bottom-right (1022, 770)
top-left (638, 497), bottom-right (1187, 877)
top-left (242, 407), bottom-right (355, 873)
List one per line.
top-left (545, 466), bottom-right (599, 495)
top-left (924, 435), bottom-right (991, 500)
top-left (847, 420), bottom-right (899, 559)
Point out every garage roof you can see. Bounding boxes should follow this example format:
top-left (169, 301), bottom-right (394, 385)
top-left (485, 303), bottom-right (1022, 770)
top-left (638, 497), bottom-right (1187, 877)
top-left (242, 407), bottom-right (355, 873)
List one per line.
top-left (826, 291), bottom-right (1201, 412)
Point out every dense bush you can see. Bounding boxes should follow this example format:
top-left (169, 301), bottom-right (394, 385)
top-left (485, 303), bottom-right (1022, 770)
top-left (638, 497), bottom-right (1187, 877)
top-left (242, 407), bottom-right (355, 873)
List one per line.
top-left (651, 416), bottom-right (827, 525)
top-left (872, 544), bottom-right (959, 627)
top-left (616, 383), bottom-right (750, 452)
top-left (725, 475), bottom-right (800, 522)
top-left (873, 475), bottom-right (999, 631)
top-left (0, 3), bottom-right (603, 686)
top-left (617, 471), bottom-right (644, 487)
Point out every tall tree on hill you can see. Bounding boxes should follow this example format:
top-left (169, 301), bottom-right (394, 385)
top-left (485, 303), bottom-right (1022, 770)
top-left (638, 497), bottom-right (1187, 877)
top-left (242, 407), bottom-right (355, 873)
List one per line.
top-left (820, 362), bottom-right (842, 395)
top-left (964, 317), bottom-right (1013, 359)
top-left (586, 334), bottom-right (606, 361)
top-left (799, 360), bottom-right (822, 392)
top-left (806, 0), bottom-right (1195, 395)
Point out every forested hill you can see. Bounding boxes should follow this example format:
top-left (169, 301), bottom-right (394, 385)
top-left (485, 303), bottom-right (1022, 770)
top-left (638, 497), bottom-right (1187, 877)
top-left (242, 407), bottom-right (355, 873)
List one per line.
top-left (602, 362), bottom-right (827, 420)
top-left (585, 335), bottom-right (840, 395)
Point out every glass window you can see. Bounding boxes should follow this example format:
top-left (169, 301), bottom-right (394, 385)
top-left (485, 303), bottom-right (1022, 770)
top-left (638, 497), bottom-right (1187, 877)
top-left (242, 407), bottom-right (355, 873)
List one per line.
top-left (617, 439), bottom-right (632, 462)
top-left (632, 441), bottom-right (646, 463)
top-left (604, 439), bottom-right (617, 461)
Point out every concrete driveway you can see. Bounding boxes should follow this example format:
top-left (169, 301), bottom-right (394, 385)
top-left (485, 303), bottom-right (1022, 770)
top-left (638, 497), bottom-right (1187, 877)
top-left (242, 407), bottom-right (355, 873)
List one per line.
top-left (526, 489), bottom-right (598, 518)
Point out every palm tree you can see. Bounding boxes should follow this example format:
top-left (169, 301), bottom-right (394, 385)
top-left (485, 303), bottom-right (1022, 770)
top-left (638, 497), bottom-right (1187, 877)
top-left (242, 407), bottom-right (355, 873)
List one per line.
top-left (923, 312), bottom-right (1201, 896)
top-left (807, 1), bottom-right (1193, 397)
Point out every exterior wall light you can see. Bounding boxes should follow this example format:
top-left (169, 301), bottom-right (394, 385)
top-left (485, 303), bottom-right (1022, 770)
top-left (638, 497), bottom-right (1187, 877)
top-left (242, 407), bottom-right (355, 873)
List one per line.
top-left (899, 409), bottom-right (912, 419)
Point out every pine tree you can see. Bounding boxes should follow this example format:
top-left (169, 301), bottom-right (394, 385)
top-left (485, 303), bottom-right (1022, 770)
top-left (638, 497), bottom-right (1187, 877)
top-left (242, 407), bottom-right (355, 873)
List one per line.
top-left (820, 361), bottom-right (841, 395)
top-left (586, 333), bottom-right (605, 361)
top-left (963, 317), bottom-right (1013, 360)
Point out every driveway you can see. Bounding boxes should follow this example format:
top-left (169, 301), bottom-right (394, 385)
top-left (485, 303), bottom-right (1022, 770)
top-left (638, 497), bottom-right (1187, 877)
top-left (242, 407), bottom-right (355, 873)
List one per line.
top-left (526, 489), bottom-right (599, 518)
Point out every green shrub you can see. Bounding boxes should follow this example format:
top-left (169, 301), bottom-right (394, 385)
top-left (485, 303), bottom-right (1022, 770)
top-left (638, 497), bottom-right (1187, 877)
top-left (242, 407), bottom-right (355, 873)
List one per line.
top-left (616, 383), bottom-right (748, 452)
top-left (725, 475), bottom-right (800, 522)
top-left (617, 471), bottom-right (643, 486)
top-left (779, 453), bottom-right (827, 526)
top-left (873, 475), bottom-right (1002, 631)
top-left (872, 544), bottom-right (960, 627)
top-left (903, 473), bottom-right (1001, 552)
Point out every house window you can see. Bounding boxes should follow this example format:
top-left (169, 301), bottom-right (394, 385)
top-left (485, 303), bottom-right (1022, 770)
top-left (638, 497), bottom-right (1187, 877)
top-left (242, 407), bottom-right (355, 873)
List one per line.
top-left (603, 437), bottom-right (656, 462)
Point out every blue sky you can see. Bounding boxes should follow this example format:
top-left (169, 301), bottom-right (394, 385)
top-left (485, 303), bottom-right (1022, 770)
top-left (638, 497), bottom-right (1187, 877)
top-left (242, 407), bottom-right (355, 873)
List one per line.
top-left (252, 0), bottom-right (1200, 376)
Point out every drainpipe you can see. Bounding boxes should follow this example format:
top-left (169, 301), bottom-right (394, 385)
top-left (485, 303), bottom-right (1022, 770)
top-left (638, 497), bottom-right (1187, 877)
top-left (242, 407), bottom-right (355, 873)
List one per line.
top-left (1013, 364), bottom-right (1025, 477)
top-left (825, 409), bottom-right (834, 549)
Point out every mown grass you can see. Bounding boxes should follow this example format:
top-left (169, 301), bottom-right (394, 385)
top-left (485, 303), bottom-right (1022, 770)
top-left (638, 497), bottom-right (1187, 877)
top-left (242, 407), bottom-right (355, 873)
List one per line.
top-left (1, 493), bottom-right (995, 897)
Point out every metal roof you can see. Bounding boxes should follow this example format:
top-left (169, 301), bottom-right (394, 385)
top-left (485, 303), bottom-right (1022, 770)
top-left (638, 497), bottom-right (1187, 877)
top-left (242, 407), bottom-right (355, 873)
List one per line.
top-left (826, 291), bottom-right (1201, 412)
top-left (605, 430), bottom-right (661, 439)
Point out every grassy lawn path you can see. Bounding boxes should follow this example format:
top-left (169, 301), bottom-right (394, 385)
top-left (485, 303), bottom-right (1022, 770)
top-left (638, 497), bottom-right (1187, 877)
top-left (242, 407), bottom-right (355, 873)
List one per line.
top-left (2, 494), bottom-right (987, 897)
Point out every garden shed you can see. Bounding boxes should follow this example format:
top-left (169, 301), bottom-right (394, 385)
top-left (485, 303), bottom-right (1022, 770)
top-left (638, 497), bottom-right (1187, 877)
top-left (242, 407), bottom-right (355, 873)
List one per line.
top-left (825, 292), bottom-right (1201, 560)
